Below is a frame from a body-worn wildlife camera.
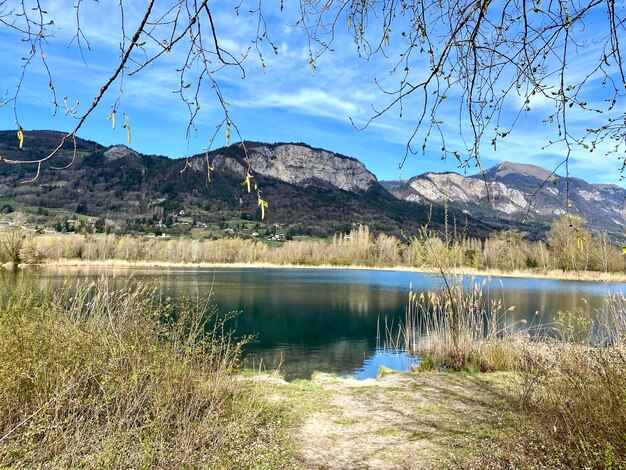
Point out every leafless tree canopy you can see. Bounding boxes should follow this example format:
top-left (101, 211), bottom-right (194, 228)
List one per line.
top-left (0, 0), bottom-right (624, 189)
top-left (299, 0), bottom-right (626, 207)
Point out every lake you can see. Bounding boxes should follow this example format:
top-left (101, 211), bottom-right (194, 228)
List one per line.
top-left (23, 266), bottom-right (626, 380)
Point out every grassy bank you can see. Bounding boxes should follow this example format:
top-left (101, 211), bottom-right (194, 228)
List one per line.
top-left (0, 277), bottom-right (293, 468)
top-left (2, 273), bottom-right (625, 468)
top-left (4, 220), bottom-right (625, 281)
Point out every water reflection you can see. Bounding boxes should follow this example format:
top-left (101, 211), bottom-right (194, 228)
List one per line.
top-left (351, 349), bottom-right (420, 380)
top-left (17, 266), bottom-right (626, 380)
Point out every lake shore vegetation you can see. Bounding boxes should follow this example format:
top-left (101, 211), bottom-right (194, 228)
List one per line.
top-left (1, 272), bottom-right (625, 467)
top-left (3, 217), bottom-right (626, 281)
top-left (0, 277), bottom-right (293, 468)
top-left (393, 280), bottom-right (626, 468)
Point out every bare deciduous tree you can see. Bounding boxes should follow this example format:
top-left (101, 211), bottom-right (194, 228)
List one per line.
top-left (299, 1), bottom-right (625, 184)
top-left (1, 226), bottom-right (25, 266)
top-left (547, 215), bottom-right (591, 271)
top-left (0, 0), bottom-right (624, 196)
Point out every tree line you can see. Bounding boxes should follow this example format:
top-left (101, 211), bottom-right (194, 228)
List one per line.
top-left (3, 215), bottom-right (623, 274)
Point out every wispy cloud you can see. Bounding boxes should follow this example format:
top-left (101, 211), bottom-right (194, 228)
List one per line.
top-left (0, 2), bottom-right (623, 186)
top-left (241, 88), bottom-right (359, 118)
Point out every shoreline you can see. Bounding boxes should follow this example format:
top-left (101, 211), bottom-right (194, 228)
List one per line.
top-left (16, 258), bottom-right (626, 283)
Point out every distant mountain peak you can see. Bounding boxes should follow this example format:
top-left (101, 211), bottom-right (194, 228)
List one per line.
top-left (484, 161), bottom-right (554, 182)
top-left (388, 160), bottom-right (625, 237)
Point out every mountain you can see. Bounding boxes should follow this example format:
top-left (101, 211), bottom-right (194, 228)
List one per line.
top-left (387, 161), bottom-right (626, 238)
top-left (214, 142), bottom-right (378, 193)
top-left (0, 130), bottom-right (493, 238)
top-left (379, 180), bottom-right (408, 190)
top-left (2, 131), bottom-right (619, 240)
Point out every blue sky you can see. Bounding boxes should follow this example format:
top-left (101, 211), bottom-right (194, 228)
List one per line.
top-left (0, 1), bottom-right (624, 186)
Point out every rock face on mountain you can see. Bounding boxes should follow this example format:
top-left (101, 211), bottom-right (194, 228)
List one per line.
top-left (0, 131), bottom-right (454, 238)
top-left (1, 131), bottom-right (620, 239)
top-left (208, 143), bottom-right (378, 193)
top-left (395, 172), bottom-right (532, 215)
top-left (389, 161), bottom-right (626, 237)
top-left (103, 145), bottom-right (140, 160)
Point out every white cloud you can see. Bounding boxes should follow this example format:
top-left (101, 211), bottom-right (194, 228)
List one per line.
top-left (0, 1), bottom-right (624, 186)
top-left (241, 88), bottom-right (359, 118)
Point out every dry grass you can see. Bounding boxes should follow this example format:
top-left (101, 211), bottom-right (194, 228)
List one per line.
top-left (397, 279), bottom-right (626, 467)
top-left (0, 276), bottom-right (293, 468)
top-left (391, 279), bottom-right (531, 372)
top-left (22, 227), bottom-right (626, 281)
top-left (503, 293), bottom-right (626, 468)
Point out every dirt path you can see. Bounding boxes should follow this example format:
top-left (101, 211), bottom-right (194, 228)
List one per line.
top-left (261, 371), bottom-right (516, 469)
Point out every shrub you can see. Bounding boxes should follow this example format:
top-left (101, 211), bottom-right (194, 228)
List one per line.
top-left (0, 276), bottom-right (291, 468)
top-left (512, 294), bottom-right (626, 468)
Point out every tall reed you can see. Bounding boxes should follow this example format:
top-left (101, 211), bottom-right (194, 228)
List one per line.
top-left (24, 225), bottom-right (626, 274)
top-left (394, 279), bottom-right (525, 371)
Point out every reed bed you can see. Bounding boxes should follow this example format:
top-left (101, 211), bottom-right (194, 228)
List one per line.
top-left (0, 276), bottom-right (291, 468)
top-left (398, 279), bottom-right (626, 467)
top-left (6, 218), bottom-right (626, 283)
top-left (390, 279), bottom-right (530, 372)
top-left (22, 222), bottom-right (626, 277)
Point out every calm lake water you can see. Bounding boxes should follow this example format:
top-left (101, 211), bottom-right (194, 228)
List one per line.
top-left (21, 266), bottom-right (626, 380)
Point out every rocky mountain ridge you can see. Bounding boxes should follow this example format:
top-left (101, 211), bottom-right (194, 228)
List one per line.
top-left (201, 142), bottom-right (378, 193)
top-left (0, 130), bottom-right (622, 239)
top-left (388, 162), bottom-right (625, 237)
top-left (0, 130), bottom-right (455, 237)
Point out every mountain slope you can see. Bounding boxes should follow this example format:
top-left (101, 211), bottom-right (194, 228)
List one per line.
top-left (0, 130), bottom-right (490, 238)
top-left (388, 162), bottom-right (625, 237)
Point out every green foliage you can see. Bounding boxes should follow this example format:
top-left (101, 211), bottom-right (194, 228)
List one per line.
top-left (415, 352), bottom-right (437, 372)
